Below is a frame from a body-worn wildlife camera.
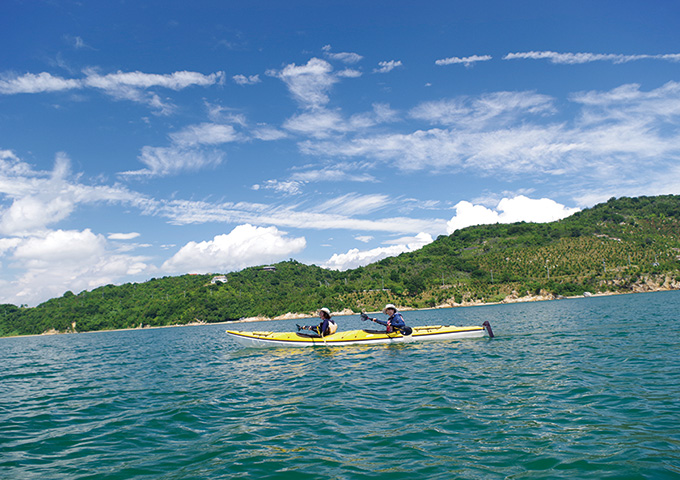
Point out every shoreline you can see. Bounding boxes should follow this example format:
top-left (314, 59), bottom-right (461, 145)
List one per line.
top-left (3, 288), bottom-right (677, 339)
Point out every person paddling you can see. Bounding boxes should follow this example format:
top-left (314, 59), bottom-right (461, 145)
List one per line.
top-left (297, 308), bottom-right (337, 336)
top-left (367, 304), bottom-right (408, 334)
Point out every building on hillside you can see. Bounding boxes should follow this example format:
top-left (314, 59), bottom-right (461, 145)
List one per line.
top-left (211, 275), bottom-right (228, 284)
top-left (263, 266), bottom-right (276, 272)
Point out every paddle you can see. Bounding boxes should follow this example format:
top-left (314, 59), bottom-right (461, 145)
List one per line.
top-left (482, 320), bottom-right (495, 338)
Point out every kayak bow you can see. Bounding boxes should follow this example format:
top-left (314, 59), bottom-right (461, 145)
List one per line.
top-left (226, 322), bottom-right (493, 348)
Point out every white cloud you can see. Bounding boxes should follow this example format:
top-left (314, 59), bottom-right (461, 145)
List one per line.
top-left (372, 103), bottom-right (400, 123)
top-left (300, 124), bottom-right (578, 174)
top-left (290, 164), bottom-right (376, 183)
top-left (150, 198), bottom-right (443, 234)
top-left (284, 109), bottom-right (348, 138)
top-left (252, 180), bottom-right (304, 195)
top-left (322, 45), bottom-right (363, 64)
top-left (336, 69), bottom-right (362, 78)
top-left (503, 51), bottom-right (680, 65)
top-left (252, 126), bottom-right (288, 141)
top-left (354, 235), bottom-right (373, 243)
top-left (161, 224), bottom-right (306, 274)
top-left (435, 55), bottom-right (492, 66)
top-left (82, 69), bottom-right (225, 90)
top-left (233, 74), bottom-right (261, 85)
top-left (1, 229), bottom-right (151, 306)
top-left (268, 58), bottom-right (338, 108)
top-left (121, 146), bottom-right (224, 177)
top-left (125, 121), bottom-right (243, 177)
top-left (13, 228), bottom-right (105, 263)
top-left (0, 152), bottom-right (142, 236)
top-left (409, 91), bottom-right (555, 128)
top-left (108, 232), bottom-right (141, 240)
top-left (284, 103), bottom-right (398, 139)
top-left (0, 72), bottom-right (81, 94)
top-left (169, 123), bottom-right (240, 146)
top-left (299, 81), bottom-right (680, 201)
top-left (0, 69), bottom-right (224, 113)
top-left (374, 60), bottom-right (402, 73)
top-left (446, 196), bottom-right (580, 233)
top-left (323, 232), bottom-right (433, 270)
top-left (313, 193), bottom-right (389, 216)
top-left (0, 237), bottom-right (21, 255)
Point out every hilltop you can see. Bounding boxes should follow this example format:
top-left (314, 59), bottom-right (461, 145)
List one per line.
top-left (1, 195), bottom-right (679, 337)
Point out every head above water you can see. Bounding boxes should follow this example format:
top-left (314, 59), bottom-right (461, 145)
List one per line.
top-left (383, 304), bottom-right (397, 314)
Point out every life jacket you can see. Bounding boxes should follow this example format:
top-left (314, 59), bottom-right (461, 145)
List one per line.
top-left (326, 320), bottom-right (338, 335)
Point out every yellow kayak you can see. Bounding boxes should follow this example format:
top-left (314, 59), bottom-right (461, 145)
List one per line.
top-left (226, 322), bottom-right (493, 348)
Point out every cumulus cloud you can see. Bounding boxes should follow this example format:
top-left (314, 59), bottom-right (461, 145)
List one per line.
top-left (446, 196), bottom-right (580, 233)
top-left (323, 232), bottom-right (433, 270)
top-left (1, 229), bottom-right (151, 306)
top-left (0, 152), bottom-right (141, 235)
top-left (0, 72), bottom-right (81, 94)
top-left (161, 224), bottom-right (306, 274)
top-left (0, 151), bottom-right (154, 305)
top-left (374, 60), bottom-right (402, 73)
top-left (503, 51), bottom-right (680, 65)
top-left (267, 58), bottom-right (338, 108)
top-left (435, 55), bottom-right (492, 66)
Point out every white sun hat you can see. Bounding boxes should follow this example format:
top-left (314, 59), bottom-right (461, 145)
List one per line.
top-left (383, 304), bottom-right (397, 313)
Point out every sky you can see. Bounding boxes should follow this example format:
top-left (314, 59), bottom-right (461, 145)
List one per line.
top-left (2, 0), bottom-right (680, 306)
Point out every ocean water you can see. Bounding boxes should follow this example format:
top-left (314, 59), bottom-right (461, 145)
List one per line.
top-left (1, 291), bottom-right (679, 479)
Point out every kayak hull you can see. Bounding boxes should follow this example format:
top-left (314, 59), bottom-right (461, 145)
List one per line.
top-left (226, 324), bottom-right (490, 348)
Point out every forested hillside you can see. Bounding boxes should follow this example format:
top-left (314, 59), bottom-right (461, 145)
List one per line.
top-left (2, 195), bottom-right (679, 337)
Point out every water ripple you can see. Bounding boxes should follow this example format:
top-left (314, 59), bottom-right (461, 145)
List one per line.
top-left (1, 292), bottom-right (680, 479)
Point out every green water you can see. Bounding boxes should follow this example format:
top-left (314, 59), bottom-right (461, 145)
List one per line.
top-left (2, 291), bottom-right (679, 479)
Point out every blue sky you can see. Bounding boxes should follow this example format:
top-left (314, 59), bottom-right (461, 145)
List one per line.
top-left (2, 0), bottom-right (680, 306)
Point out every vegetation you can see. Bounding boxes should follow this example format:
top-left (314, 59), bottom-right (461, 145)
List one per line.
top-left (2, 195), bottom-right (679, 337)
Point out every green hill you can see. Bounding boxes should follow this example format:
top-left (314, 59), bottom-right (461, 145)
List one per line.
top-left (2, 195), bottom-right (679, 337)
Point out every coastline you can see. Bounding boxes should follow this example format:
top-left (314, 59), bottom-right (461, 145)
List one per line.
top-left (3, 287), bottom-right (677, 339)
top-left (231, 287), bottom-right (677, 323)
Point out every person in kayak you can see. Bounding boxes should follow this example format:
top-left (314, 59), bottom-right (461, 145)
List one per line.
top-left (371, 304), bottom-right (407, 333)
top-left (297, 307), bottom-right (337, 336)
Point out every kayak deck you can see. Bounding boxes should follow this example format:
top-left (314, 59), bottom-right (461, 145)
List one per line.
top-left (226, 323), bottom-right (492, 348)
